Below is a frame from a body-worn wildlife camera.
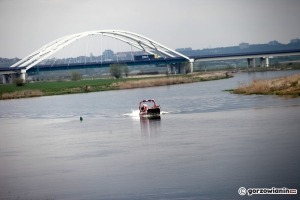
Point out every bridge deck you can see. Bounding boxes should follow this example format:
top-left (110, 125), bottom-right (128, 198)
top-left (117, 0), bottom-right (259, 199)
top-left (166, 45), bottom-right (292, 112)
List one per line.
top-left (191, 49), bottom-right (300, 61)
top-left (2, 49), bottom-right (300, 74)
top-left (26, 57), bottom-right (187, 72)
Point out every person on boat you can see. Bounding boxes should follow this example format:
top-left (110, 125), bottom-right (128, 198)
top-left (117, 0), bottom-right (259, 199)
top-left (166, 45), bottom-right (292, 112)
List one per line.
top-left (140, 104), bottom-right (148, 112)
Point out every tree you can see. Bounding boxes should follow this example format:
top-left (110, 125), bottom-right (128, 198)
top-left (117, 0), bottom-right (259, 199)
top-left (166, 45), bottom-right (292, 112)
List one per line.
top-left (14, 78), bottom-right (25, 86)
top-left (123, 64), bottom-right (129, 77)
top-left (110, 64), bottom-right (122, 79)
top-left (184, 62), bottom-right (191, 74)
top-left (71, 71), bottom-right (81, 81)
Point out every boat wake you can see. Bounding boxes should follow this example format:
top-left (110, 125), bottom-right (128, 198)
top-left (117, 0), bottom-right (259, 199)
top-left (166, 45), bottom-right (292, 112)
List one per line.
top-left (123, 109), bottom-right (140, 118)
top-left (123, 109), bottom-right (170, 119)
top-left (160, 111), bottom-right (169, 114)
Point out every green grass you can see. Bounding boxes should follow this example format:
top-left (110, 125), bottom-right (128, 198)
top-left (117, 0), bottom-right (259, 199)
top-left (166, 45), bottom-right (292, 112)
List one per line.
top-left (0, 72), bottom-right (232, 100)
top-left (0, 78), bottom-right (123, 99)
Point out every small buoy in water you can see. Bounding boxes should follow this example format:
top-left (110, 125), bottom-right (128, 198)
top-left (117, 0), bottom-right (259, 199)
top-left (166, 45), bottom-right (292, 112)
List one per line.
top-left (80, 116), bottom-right (83, 122)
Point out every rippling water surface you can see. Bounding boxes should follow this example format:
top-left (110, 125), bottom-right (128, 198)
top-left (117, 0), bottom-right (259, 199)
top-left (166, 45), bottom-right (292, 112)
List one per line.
top-left (0, 70), bottom-right (300, 200)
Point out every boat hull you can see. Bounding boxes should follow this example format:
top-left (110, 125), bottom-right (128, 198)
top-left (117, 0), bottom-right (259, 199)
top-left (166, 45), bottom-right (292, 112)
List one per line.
top-left (140, 108), bottom-right (161, 116)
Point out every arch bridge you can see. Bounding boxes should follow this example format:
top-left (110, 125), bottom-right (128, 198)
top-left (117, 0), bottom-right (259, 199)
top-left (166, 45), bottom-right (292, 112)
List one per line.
top-left (2, 30), bottom-right (194, 83)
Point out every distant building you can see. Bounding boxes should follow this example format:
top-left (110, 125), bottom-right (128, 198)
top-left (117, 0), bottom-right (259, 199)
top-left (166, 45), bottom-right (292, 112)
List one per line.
top-left (115, 51), bottom-right (135, 60)
top-left (268, 40), bottom-right (280, 45)
top-left (175, 47), bottom-right (193, 52)
top-left (102, 49), bottom-right (115, 60)
top-left (290, 38), bottom-right (300, 44)
top-left (239, 43), bottom-right (249, 49)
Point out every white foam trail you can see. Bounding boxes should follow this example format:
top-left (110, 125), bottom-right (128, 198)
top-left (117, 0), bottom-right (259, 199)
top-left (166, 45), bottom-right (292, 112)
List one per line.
top-left (123, 110), bottom-right (170, 119)
top-left (123, 109), bottom-right (140, 117)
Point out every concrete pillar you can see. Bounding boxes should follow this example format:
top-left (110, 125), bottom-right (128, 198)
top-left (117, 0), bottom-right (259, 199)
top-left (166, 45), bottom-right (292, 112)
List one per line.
top-left (179, 64), bottom-right (185, 74)
top-left (3, 74), bottom-right (14, 84)
top-left (266, 57), bottom-right (269, 67)
top-left (247, 58), bottom-right (251, 68)
top-left (20, 69), bottom-right (26, 83)
top-left (171, 65), bottom-right (176, 74)
top-left (259, 57), bottom-right (264, 67)
top-left (20, 73), bottom-right (26, 82)
top-left (252, 58), bottom-right (256, 68)
top-left (260, 57), bottom-right (270, 67)
top-left (166, 64), bottom-right (171, 74)
top-left (2, 75), bottom-right (7, 84)
top-left (8, 74), bottom-right (13, 84)
top-left (189, 59), bottom-right (194, 73)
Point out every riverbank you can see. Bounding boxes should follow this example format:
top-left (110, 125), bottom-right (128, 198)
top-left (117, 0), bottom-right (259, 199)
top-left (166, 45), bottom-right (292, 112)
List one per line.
top-left (0, 71), bottom-right (232, 100)
top-left (232, 73), bottom-right (300, 96)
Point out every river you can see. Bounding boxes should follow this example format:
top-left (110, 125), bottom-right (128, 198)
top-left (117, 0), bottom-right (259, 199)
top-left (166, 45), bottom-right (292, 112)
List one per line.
top-left (0, 70), bottom-right (300, 200)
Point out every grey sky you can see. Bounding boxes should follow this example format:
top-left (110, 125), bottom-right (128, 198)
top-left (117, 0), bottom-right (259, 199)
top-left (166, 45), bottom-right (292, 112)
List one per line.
top-left (0, 0), bottom-right (300, 58)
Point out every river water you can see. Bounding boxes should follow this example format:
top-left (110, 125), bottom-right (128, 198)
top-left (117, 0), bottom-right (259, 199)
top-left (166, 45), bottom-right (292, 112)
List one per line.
top-left (0, 70), bottom-right (300, 200)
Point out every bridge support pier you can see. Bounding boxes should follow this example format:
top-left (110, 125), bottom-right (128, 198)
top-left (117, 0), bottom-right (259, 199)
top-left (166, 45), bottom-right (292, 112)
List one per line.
top-left (19, 70), bottom-right (26, 82)
top-left (260, 57), bottom-right (265, 67)
top-left (179, 64), bottom-right (185, 74)
top-left (259, 57), bottom-right (270, 67)
top-left (1, 70), bottom-right (26, 84)
top-left (266, 57), bottom-right (269, 67)
top-left (189, 59), bottom-right (194, 73)
top-left (247, 58), bottom-right (256, 68)
top-left (247, 58), bottom-right (251, 68)
top-left (166, 64), bottom-right (171, 74)
top-left (2, 74), bottom-right (13, 84)
top-left (2, 74), bottom-right (8, 84)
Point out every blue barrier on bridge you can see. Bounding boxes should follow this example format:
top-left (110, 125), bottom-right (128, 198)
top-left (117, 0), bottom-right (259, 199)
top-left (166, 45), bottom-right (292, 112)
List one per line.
top-left (26, 57), bottom-right (187, 73)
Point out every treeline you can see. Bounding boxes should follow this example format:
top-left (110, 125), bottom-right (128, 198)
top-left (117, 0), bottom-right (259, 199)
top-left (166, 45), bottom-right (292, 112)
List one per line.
top-left (176, 39), bottom-right (300, 56)
top-left (0, 57), bottom-right (20, 68)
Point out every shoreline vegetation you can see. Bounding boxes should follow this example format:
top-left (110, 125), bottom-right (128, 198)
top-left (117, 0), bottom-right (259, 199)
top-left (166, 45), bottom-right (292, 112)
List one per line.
top-left (0, 71), bottom-right (232, 100)
top-left (232, 73), bottom-right (300, 97)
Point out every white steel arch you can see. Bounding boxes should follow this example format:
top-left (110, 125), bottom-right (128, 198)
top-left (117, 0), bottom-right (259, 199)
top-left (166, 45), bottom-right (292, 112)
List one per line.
top-left (10, 30), bottom-right (192, 70)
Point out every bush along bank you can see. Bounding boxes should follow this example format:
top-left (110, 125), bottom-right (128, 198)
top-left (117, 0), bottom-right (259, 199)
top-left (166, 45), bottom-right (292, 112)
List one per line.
top-left (232, 73), bottom-right (300, 97)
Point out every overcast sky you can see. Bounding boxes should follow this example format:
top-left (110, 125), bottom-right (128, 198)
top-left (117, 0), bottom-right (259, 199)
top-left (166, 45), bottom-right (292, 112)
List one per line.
top-left (0, 0), bottom-right (300, 58)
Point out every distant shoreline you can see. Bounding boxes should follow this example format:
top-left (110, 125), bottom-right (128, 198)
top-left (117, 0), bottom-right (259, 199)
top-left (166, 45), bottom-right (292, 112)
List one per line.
top-left (0, 71), bottom-right (232, 100)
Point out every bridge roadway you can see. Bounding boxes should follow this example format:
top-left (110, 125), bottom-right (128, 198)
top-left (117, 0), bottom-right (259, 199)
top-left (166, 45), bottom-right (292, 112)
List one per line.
top-left (26, 57), bottom-right (187, 73)
top-left (190, 49), bottom-right (300, 62)
top-left (25, 48), bottom-right (300, 73)
top-left (1, 49), bottom-right (300, 83)
top-left (2, 48), bottom-right (300, 73)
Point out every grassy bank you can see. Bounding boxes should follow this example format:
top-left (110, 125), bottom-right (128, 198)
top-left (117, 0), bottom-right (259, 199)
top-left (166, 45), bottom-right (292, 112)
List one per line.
top-left (0, 72), bottom-right (232, 100)
top-left (232, 73), bottom-right (300, 96)
top-left (116, 72), bottom-right (230, 89)
top-left (0, 78), bottom-right (121, 100)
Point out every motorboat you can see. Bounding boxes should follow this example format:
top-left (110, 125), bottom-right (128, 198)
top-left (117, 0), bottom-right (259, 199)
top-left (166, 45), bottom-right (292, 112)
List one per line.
top-left (139, 99), bottom-right (161, 117)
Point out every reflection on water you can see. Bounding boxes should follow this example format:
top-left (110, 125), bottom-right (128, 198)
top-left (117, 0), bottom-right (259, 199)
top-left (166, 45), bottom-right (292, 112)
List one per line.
top-left (123, 109), bottom-right (162, 137)
top-left (140, 116), bottom-right (161, 136)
